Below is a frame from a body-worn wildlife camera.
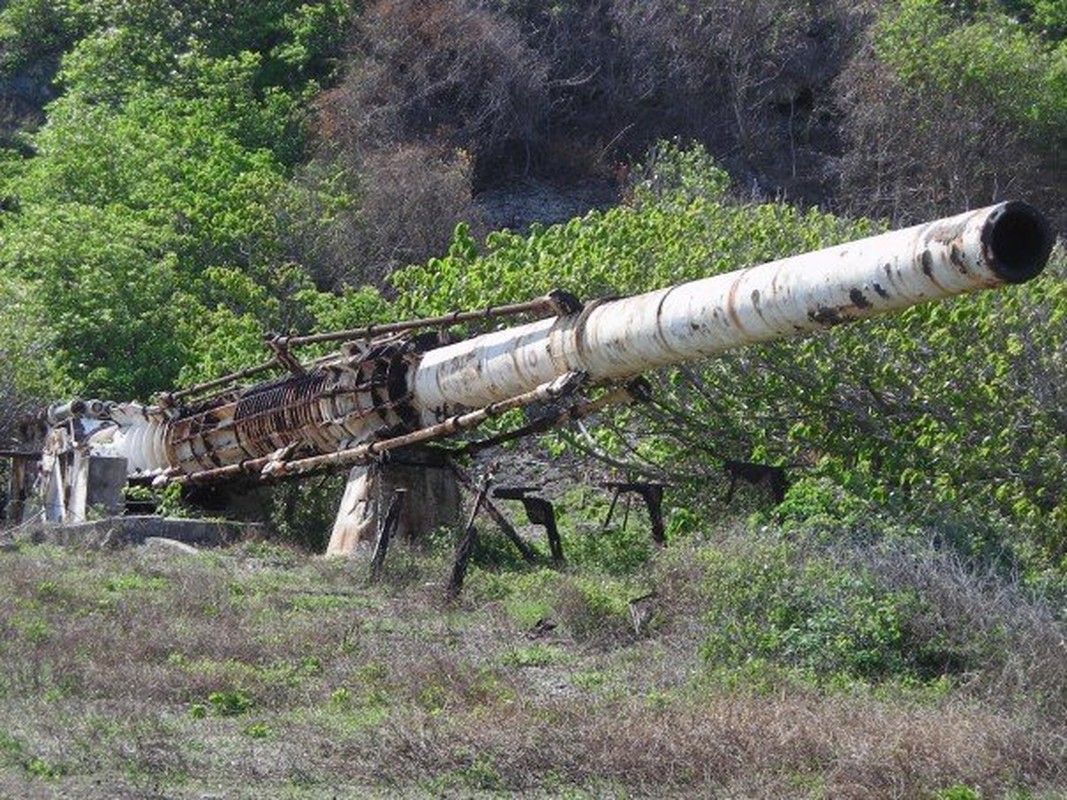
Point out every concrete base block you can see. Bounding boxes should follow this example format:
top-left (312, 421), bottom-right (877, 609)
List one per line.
top-left (326, 457), bottom-right (463, 557)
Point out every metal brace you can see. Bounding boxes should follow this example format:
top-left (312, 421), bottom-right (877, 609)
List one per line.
top-left (492, 486), bottom-right (564, 565)
top-left (603, 481), bottom-right (668, 546)
top-left (264, 334), bottom-right (306, 376)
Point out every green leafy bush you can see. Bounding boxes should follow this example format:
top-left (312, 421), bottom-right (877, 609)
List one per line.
top-left (692, 520), bottom-right (1067, 701)
top-left (0, 0), bottom-right (356, 402)
top-left (565, 523), bottom-right (654, 577)
top-left (0, 0), bottom-right (90, 72)
top-left (206, 688), bottom-right (254, 717)
top-left (700, 534), bottom-right (920, 682)
top-left (468, 565), bottom-right (639, 644)
top-left (874, 0), bottom-right (1067, 152)
top-left (553, 574), bottom-right (635, 643)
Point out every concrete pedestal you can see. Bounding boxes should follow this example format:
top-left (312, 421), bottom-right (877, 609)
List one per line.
top-left (326, 454), bottom-right (462, 557)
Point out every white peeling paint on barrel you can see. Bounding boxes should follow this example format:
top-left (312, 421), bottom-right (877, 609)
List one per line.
top-left (411, 202), bottom-right (1051, 416)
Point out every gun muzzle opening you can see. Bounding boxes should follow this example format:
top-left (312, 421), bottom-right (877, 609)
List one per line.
top-left (982, 201), bottom-right (1054, 284)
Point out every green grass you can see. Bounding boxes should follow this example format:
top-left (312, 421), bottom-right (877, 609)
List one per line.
top-left (0, 533), bottom-right (1064, 798)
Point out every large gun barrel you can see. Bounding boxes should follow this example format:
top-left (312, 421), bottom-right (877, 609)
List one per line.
top-left (413, 201), bottom-right (1052, 414)
top-left (35, 201), bottom-right (1056, 493)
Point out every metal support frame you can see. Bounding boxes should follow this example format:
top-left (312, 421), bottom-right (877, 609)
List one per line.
top-left (1, 451), bottom-right (41, 523)
top-left (448, 464), bottom-right (537, 564)
top-left (492, 486), bottom-right (564, 565)
top-left (603, 481), bottom-right (667, 546)
top-left (446, 478), bottom-right (489, 602)
top-left (369, 489), bottom-right (405, 580)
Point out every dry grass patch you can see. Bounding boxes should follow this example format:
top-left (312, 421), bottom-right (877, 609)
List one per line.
top-left (322, 689), bottom-right (1065, 797)
top-left (1, 538), bottom-right (1066, 798)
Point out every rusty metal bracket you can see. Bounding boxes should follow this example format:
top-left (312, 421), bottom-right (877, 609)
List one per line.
top-left (603, 481), bottom-right (668, 546)
top-left (446, 477), bottom-right (489, 602)
top-left (546, 288), bottom-right (583, 316)
top-left (459, 379), bottom-right (638, 457)
top-left (492, 486), bottom-right (564, 566)
top-left (448, 464), bottom-right (538, 564)
top-left (160, 360), bottom-right (278, 406)
top-left (284, 292), bottom-right (575, 350)
top-left (264, 334), bottom-right (306, 376)
top-left (624, 376), bottom-right (654, 403)
top-left (370, 488), bottom-right (405, 581)
top-left (723, 460), bottom-right (789, 505)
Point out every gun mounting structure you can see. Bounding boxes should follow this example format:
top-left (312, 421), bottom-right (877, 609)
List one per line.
top-left (3, 201), bottom-right (1055, 569)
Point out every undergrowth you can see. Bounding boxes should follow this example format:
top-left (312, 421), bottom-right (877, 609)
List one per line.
top-left (1, 506), bottom-right (1066, 797)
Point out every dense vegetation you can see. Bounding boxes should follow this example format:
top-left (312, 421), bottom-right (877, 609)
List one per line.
top-left (1, 0), bottom-right (1063, 402)
top-left (0, 1), bottom-right (1065, 795)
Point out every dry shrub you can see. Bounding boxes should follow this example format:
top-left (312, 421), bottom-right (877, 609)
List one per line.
top-left (341, 690), bottom-right (1066, 796)
top-left (609, 0), bottom-right (810, 145)
top-left (586, 0), bottom-right (862, 200)
top-left (318, 0), bottom-right (867, 206)
top-left (652, 541), bottom-right (718, 643)
top-left (861, 537), bottom-right (1067, 713)
top-left (355, 144), bottom-right (475, 279)
top-left (278, 142), bottom-right (475, 288)
top-left (551, 576), bottom-right (634, 646)
top-left (331, 0), bottom-right (549, 175)
top-left (834, 48), bottom-right (1047, 225)
top-left (3, 542), bottom-right (1067, 797)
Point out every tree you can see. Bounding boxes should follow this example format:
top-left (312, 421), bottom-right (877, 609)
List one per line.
top-left (0, 203), bottom-right (187, 398)
top-left (0, 2), bottom-right (359, 399)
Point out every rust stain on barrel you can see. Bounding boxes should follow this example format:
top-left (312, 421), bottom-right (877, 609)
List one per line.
top-left (949, 243), bottom-right (970, 274)
top-left (808, 306), bottom-right (844, 327)
top-left (920, 249), bottom-right (947, 291)
top-left (726, 275), bottom-right (745, 332)
top-left (921, 250), bottom-right (935, 278)
top-left (751, 288), bottom-right (768, 322)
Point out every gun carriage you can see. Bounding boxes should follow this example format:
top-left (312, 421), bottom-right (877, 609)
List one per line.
top-left (4, 202), bottom-right (1054, 559)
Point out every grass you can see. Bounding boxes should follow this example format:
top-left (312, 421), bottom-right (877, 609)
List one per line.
top-left (0, 532), bottom-right (1065, 798)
